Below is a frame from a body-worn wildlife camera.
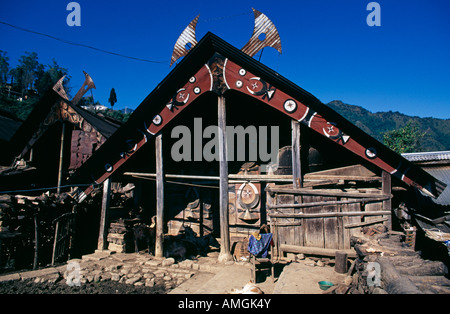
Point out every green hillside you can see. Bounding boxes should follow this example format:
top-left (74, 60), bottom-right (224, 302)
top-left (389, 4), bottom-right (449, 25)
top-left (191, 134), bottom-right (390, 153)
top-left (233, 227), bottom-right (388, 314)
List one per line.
top-left (327, 100), bottom-right (450, 152)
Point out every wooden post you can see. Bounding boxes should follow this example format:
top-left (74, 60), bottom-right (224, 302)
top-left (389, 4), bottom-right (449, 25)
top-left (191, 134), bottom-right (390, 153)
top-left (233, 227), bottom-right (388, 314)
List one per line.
top-left (291, 120), bottom-right (302, 188)
top-left (335, 251), bottom-right (348, 273)
top-left (218, 96), bottom-right (232, 262)
top-left (51, 220), bottom-right (60, 265)
top-left (155, 134), bottom-right (164, 258)
top-left (57, 122), bottom-right (66, 194)
top-left (97, 178), bottom-right (111, 251)
top-left (382, 171), bottom-right (392, 230)
top-left (33, 214), bottom-right (39, 269)
top-left (291, 120), bottom-right (303, 246)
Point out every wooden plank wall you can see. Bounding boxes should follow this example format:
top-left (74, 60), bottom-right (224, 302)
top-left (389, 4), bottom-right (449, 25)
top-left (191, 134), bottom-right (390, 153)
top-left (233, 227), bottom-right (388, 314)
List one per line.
top-left (268, 186), bottom-right (388, 251)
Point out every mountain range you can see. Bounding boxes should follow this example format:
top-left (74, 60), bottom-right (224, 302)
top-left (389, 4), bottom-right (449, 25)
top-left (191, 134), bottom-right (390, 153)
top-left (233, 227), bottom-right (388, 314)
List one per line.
top-left (326, 100), bottom-right (450, 152)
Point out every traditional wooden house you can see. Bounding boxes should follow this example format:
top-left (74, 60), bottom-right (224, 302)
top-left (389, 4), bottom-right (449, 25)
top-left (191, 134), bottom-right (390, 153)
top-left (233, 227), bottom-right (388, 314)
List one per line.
top-left (69, 11), bottom-right (446, 261)
top-left (0, 72), bottom-right (121, 193)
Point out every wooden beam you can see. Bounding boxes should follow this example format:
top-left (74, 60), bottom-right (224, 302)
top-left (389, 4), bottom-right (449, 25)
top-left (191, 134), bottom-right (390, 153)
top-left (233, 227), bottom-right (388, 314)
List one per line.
top-left (279, 244), bottom-right (357, 258)
top-left (97, 177), bottom-right (111, 251)
top-left (155, 134), bottom-right (164, 258)
top-left (268, 196), bottom-right (390, 209)
top-left (123, 171), bottom-right (380, 183)
top-left (304, 174), bottom-right (382, 182)
top-left (270, 211), bottom-right (391, 219)
top-left (266, 186), bottom-right (390, 199)
top-left (218, 96), bottom-right (232, 262)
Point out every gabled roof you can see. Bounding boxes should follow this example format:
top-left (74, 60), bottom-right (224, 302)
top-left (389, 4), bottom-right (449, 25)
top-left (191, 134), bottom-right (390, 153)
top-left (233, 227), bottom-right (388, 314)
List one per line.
top-left (0, 109), bottom-right (22, 143)
top-left (7, 89), bottom-right (120, 163)
top-left (69, 32), bottom-right (446, 201)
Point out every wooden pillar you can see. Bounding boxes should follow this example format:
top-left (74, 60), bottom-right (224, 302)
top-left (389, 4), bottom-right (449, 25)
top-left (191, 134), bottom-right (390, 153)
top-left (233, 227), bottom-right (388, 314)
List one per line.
top-left (382, 171), bottom-right (392, 230)
top-left (218, 96), bottom-right (232, 262)
top-left (291, 120), bottom-right (303, 246)
top-left (291, 120), bottom-right (302, 188)
top-left (97, 178), bottom-right (111, 250)
top-left (155, 134), bottom-right (164, 258)
top-left (57, 122), bottom-right (66, 194)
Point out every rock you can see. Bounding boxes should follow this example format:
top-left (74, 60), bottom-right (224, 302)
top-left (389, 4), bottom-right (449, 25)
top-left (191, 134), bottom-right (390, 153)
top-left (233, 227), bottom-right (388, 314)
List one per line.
top-left (145, 278), bottom-right (155, 287)
top-left (286, 253), bottom-right (296, 262)
top-left (163, 275), bottom-right (172, 281)
top-left (145, 260), bottom-right (162, 267)
top-left (344, 276), bottom-right (353, 286)
top-left (125, 276), bottom-right (141, 285)
top-left (304, 258), bottom-right (316, 266)
top-left (372, 287), bottom-right (388, 294)
top-left (316, 260), bottom-right (325, 267)
top-left (162, 258), bottom-right (175, 267)
top-left (144, 273), bottom-right (155, 279)
top-left (296, 253), bottom-right (305, 260)
top-left (177, 278), bottom-right (184, 285)
top-left (107, 264), bottom-right (122, 272)
top-left (154, 270), bottom-right (166, 278)
top-left (111, 273), bottom-right (121, 281)
top-left (185, 273), bottom-right (194, 280)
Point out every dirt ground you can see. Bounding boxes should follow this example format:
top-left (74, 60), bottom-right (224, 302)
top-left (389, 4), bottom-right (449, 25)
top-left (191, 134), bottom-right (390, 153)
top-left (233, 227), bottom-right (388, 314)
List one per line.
top-left (0, 278), bottom-right (168, 294)
top-left (0, 251), bottom-right (348, 294)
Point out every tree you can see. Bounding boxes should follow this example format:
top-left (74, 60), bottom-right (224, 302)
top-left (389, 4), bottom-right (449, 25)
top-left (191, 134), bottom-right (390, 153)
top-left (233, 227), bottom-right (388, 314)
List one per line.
top-left (18, 51), bottom-right (40, 92)
top-left (35, 59), bottom-right (71, 96)
top-left (9, 52), bottom-right (41, 97)
top-left (0, 50), bottom-right (9, 86)
top-left (108, 88), bottom-right (117, 109)
top-left (383, 121), bottom-right (426, 154)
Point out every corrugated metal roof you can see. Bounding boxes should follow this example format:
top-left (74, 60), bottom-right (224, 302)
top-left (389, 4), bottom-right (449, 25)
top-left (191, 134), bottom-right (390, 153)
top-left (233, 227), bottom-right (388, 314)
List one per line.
top-left (420, 166), bottom-right (450, 206)
top-left (402, 151), bottom-right (450, 163)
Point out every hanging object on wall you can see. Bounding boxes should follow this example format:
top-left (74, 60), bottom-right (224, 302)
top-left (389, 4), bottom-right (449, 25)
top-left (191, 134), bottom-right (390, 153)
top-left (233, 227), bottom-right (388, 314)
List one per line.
top-left (170, 15), bottom-right (200, 67)
top-left (241, 8), bottom-right (282, 57)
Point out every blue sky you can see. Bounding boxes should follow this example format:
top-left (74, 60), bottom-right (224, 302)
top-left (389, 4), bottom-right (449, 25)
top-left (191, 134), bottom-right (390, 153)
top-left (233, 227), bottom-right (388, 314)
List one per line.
top-left (1, 0), bottom-right (449, 118)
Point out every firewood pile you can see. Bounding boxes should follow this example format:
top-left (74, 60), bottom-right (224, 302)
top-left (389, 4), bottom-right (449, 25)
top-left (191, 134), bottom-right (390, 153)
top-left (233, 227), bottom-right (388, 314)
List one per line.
top-left (0, 193), bottom-right (74, 271)
top-left (350, 227), bottom-right (450, 294)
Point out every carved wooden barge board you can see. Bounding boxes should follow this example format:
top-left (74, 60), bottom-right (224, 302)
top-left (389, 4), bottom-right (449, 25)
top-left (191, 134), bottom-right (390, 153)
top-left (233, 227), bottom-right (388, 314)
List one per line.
top-left (72, 34), bottom-right (444, 202)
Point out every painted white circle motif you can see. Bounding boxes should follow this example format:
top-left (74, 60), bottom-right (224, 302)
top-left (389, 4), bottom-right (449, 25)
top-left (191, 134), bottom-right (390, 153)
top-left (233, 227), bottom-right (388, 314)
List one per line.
top-left (105, 164), bottom-right (113, 172)
top-left (284, 99), bottom-right (297, 113)
top-left (189, 76), bottom-right (196, 83)
top-left (365, 147), bottom-right (377, 159)
top-left (152, 114), bottom-right (162, 126)
top-left (194, 87), bottom-right (201, 94)
top-left (239, 69), bottom-right (246, 76)
top-left (235, 80), bottom-right (243, 88)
